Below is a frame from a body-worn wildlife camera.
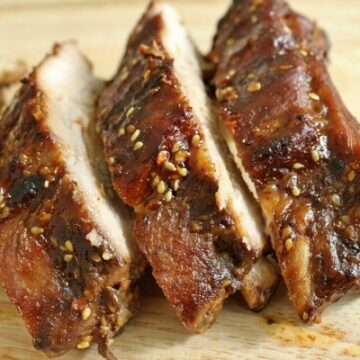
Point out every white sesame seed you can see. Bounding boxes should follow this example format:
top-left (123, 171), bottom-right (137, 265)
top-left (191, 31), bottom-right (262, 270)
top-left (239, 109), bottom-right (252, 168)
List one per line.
top-left (65, 240), bottom-right (74, 252)
top-left (293, 163), bottom-right (305, 170)
top-left (331, 194), bottom-right (341, 206)
top-left (91, 254), bottom-right (102, 263)
top-left (152, 176), bottom-right (160, 187)
top-left (64, 254), bottom-right (73, 263)
top-left (164, 190), bottom-right (173, 202)
top-left (341, 215), bottom-right (351, 225)
top-left (308, 92), bottom-right (320, 101)
top-left (118, 127), bottom-right (126, 136)
top-left (291, 185), bottom-right (301, 197)
top-left (299, 49), bottom-right (308, 57)
top-left (130, 129), bottom-right (140, 142)
top-left (171, 179), bottom-right (180, 191)
top-left (302, 312), bottom-right (309, 321)
top-left (102, 251), bottom-right (112, 261)
top-left (82, 307), bottom-right (91, 321)
top-left (177, 167), bottom-right (188, 177)
top-left (247, 81), bottom-right (262, 92)
top-left (134, 141), bottom-right (144, 151)
top-left (157, 181), bottom-right (166, 194)
top-left (247, 72), bottom-right (256, 80)
top-left (164, 161), bottom-right (177, 172)
top-left (44, 180), bottom-right (49, 188)
top-left (172, 142), bottom-right (182, 153)
top-left (192, 134), bottom-right (201, 147)
top-left (279, 64), bottom-right (293, 70)
top-left (174, 150), bottom-right (189, 163)
top-left (108, 156), bottom-right (115, 165)
top-left (31, 226), bottom-right (44, 235)
top-left (143, 69), bottom-right (151, 81)
top-left (126, 106), bottom-right (135, 118)
top-left (311, 149), bottom-right (320, 163)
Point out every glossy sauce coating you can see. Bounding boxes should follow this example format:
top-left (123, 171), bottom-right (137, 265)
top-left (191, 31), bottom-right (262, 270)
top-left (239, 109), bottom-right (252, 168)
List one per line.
top-left (210, 0), bottom-right (360, 322)
top-left (97, 3), bottom-right (255, 331)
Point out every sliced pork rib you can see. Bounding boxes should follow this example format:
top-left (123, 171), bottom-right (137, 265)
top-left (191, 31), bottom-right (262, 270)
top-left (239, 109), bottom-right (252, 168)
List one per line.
top-left (97, 1), bottom-right (278, 331)
top-left (0, 42), bottom-right (144, 357)
top-left (210, 0), bottom-right (360, 322)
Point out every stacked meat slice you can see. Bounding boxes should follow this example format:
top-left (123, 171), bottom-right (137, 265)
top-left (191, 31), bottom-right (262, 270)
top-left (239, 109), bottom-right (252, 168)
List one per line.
top-left (210, 0), bottom-right (360, 322)
top-left (0, 42), bottom-right (144, 357)
top-left (96, 1), bottom-right (278, 331)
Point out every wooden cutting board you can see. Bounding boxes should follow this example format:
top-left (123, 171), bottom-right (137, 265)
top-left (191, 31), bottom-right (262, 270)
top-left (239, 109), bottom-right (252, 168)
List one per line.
top-left (1, 0), bottom-right (360, 359)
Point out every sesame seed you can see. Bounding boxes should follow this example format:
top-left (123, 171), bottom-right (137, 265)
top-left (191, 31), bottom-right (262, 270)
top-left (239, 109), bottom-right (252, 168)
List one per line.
top-left (82, 307), bottom-right (91, 321)
top-left (347, 170), bottom-right (356, 182)
top-left (126, 107), bottom-right (135, 118)
top-left (227, 69), bottom-right (236, 78)
top-left (247, 81), bottom-right (262, 92)
top-left (120, 69), bottom-right (128, 80)
top-left (223, 279), bottom-right (232, 287)
top-left (130, 129), bottom-right (140, 142)
top-left (247, 72), bottom-right (256, 80)
top-left (108, 156), bottom-right (115, 165)
top-left (331, 194), bottom-right (341, 206)
top-left (172, 141), bottom-right (182, 153)
top-left (308, 92), bottom-right (320, 101)
top-left (341, 215), bottom-right (351, 225)
top-left (143, 69), bottom-right (151, 81)
top-left (282, 226), bottom-right (293, 239)
top-left (77, 337), bottom-right (91, 350)
top-left (283, 25), bottom-right (291, 34)
top-left (285, 238), bottom-right (293, 251)
top-left (177, 167), bottom-right (188, 177)
top-left (156, 150), bottom-right (169, 165)
top-left (152, 175), bottom-right (160, 187)
top-left (102, 251), bottom-right (112, 261)
top-left (293, 163), bottom-right (305, 170)
top-left (164, 190), bottom-right (173, 202)
top-left (279, 64), bottom-right (293, 70)
top-left (100, 325), bottom-right (110, 335)
top-left (134, 141), bottom-right (143, 151)
top-left (345, 225), bottom-right (355, 238)
top-left (0, 207), bottom-right (10, 218)
top-left (44, 180), bottom-right (49, 188)
top-left (64, 254), bottom-right (73, 262)
top-left (164, 161), bottom-right (177, 172)
top-left (302, 312), bottom-right (309, 321)
top-left (118, 127), bottom-right (126, 136)
top-left (65, 240), bottom-right (74, 252)
top-left (299, 49), bottom-right (308, 57)
top-left (192, 134), bottom-right (201, 147)
top-left (291, 185), bottom-right (301, 197)
top-left (91, 254), bottom-right (102, 263)
top-left (31, 226), bottom-right (44, 235)
top-left (39, 213), bottom-right (52, 222)
top-left (311, 149), bottom-right (320, 163)
top-left (174, 150), bottom-right (189, 163)
top-left (157, 181), bottom-right (166, 194)
top-left (127, 124), bottom-right (135, 134)
top-left (171, 179), bottom-right (180, 191)
top-left (60, 245), bottom-right (67, 251)
top-left (251, 15), bottom-right (258, 23)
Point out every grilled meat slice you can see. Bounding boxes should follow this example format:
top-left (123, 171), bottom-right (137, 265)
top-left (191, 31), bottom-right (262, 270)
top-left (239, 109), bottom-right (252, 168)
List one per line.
top-left (97, 1), bottom-right (277, 331)
top-left (210, 0), bottom-right (360, 322)
top-left (0, 42), bottom-right (144, 357)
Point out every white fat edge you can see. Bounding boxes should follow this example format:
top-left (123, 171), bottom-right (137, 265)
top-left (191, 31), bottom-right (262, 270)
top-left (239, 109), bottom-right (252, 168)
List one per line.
top-left (36, 42), bottom-right (133, 261)
top-left (159, 4), bottom-right (266, 254)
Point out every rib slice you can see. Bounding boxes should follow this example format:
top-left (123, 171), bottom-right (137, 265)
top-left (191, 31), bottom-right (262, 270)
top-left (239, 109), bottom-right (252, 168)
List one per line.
top-left (0, 42), bottom-right (144, 357)
top-left (210, 0), bottom-right (360, 322)
top-left (97, 1), bottom-right (277, 331)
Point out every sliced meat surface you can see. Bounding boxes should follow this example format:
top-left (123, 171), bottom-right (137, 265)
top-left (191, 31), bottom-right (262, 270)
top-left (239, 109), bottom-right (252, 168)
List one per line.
top-left (210, 0), bottom-right (360, 322)
top-left (0, 42), bottom-right (144, 357)
top-left (97, 1), bottom-right (276, 331)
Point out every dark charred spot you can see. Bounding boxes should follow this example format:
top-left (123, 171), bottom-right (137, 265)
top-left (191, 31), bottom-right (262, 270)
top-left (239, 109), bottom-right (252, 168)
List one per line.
top-left (8, 174), bottom-right (44, 206)
top-left (296, 114), bottom-right (307, 121)
top-left (33, 337), bottom-right (48, 350)
top-left (328, 158), bottom-right (345, 174)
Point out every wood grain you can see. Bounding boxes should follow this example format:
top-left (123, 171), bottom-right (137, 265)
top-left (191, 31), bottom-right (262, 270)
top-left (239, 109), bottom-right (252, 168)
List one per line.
top-left (1, 0), bottom-right (360, 359)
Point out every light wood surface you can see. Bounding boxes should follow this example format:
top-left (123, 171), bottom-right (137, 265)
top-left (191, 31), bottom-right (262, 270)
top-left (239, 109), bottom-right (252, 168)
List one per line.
top-left (1, 1), bottom-right (360, 359)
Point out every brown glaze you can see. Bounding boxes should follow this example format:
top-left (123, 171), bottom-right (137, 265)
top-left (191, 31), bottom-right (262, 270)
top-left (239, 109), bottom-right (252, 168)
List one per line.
top-left (97, 2), bottom-right (255, 331)
top-left (0, 47), bottom-right (142, 357)
top-left (210, 0), bottom-right (360, 322)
